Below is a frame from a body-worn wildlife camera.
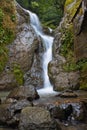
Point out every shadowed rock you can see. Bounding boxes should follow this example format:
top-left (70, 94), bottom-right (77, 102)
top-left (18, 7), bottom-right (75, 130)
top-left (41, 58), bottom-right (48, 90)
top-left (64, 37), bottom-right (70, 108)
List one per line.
top-left (7, 85), bottom-right (39, 101)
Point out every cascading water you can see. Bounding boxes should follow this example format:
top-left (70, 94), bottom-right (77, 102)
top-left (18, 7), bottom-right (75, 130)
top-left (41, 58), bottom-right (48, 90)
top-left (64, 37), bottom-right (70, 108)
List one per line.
top-left (27, 10), bottom-right (57, 96)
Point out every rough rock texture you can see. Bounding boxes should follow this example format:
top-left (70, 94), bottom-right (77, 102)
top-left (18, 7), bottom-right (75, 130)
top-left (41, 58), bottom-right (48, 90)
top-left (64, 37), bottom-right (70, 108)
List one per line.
top-left (48, 0), bottom-right (87, 91)
top-left (48, 58), bottom-right (80, 91)
top-left (8, 3), bottom-right (39, 72)
top-left (7, 85), bottom-right (39, 101)
top-left (0, 99), bottom-right (32, 126)
top-left (73, 1), bottom-right (87, 61)
top-left (24, 37), bottom-right (44, 88)
top-left (73, 0), bottom-right (87, 90)
top-left (0, 73), bottom-right (17, 91)
top-left (48, 101), bottom-right (87, 123)
top-left (0, 2), bottom-right (44, 90)
top-left (19, 107), bottom-right (61, 130)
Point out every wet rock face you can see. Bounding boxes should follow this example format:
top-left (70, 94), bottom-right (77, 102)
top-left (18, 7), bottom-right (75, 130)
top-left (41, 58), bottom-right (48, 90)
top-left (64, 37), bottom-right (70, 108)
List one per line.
top-left (19, 107), bottom-right (61, 130)
top-left (24, 37), bottom-right (44, 88)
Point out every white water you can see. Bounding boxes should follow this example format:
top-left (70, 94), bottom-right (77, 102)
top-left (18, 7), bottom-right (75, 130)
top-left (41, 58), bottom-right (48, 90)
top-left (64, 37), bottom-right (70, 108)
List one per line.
top-left (27, 10), bottom-right (57, 96)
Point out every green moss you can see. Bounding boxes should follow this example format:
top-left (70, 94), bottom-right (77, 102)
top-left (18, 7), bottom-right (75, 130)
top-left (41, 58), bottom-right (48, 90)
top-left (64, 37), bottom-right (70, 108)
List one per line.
top-left (60, 24), bottom-right (74, 57)
top-left (13, 64), bottom-right (24, 86)
top-left (76, 59), bottom-right (87, 90)
top-left (65, 0), bottom-right (82, 19)
top-left (59, 24), bottom-right (77, 72)
top-left (0, 45), bottom-right (8, 72)
top-left (65, 0), bottom-right (74, 7)
top-left (63, 62), bottom-right (78, 72)
top-left (0, 0), bottom-right (16, 73)
top-left (80, 82), bottom-right (87, 90)
top-left (77, 59), bottom-right (87, 72)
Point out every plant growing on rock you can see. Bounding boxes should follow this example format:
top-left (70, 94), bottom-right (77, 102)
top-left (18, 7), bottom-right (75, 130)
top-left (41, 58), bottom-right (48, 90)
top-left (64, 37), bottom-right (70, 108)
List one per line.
top-left (13, 64), bottom-right (24, 86)
top-left (0, 0), bottom-right (16, 73)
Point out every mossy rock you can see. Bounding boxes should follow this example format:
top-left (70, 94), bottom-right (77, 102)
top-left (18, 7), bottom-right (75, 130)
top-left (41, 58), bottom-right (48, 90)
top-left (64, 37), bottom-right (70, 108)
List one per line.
top-left (80, 81), bottom-right (87, 90)
top-left (13, 64), bottom-right (24, 86)
top-left (65, 0), bottom-right (82, 20)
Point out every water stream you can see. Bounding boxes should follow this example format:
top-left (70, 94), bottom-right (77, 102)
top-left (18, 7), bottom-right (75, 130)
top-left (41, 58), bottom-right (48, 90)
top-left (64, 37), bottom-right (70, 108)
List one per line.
top-left (27, 10), bottom-right (57, 96)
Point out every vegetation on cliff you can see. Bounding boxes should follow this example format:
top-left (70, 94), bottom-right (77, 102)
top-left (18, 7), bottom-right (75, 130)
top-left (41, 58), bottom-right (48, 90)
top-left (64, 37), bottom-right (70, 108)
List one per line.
top-left (59, 0), bottom-right (87, 90)
top-left (0, 0), bottom-right (16, 73)
top-left (13, 64), bottom-right (24, 85)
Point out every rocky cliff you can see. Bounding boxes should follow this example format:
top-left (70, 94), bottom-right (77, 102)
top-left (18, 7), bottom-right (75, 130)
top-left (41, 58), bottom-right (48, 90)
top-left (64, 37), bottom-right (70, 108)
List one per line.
top-left (48, 0), bottom-right (87, 91)
top-left (0, 1), bottom-right (43, 90)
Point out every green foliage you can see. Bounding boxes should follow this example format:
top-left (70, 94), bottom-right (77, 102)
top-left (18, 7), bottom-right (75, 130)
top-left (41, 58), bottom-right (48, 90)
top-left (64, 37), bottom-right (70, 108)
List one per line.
top-left (65, 0), bottom-right (82, 19)
top-left (17, 0), bottom-right (65, 28)
top-left (31, 1), bottom-right (39, 9)
top-left (60, 24), bottom-right (74, 58)
top-left (13, 64), bottom-right (24, 85)
top-left (63, 62), bottom-right (78, 72)
top-left (65, 0), bottom-right (74, 7)
top-left (59, 25), bottom-right (87, 73)
top-left (11, 15), bottom-right (16, 22)
top-left (77, 59), bottom-right (87, 72)
top-left (0, 27), bottom-right (15, 45)
top-left (0, 1), bottom-right (16, 73)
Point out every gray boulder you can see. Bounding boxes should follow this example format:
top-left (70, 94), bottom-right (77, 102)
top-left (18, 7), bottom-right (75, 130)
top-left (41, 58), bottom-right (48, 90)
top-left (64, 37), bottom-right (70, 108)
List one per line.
top-left (19, 107), bottom-right (61, 130)
top-left (0, 99), bottom-right (32, 126)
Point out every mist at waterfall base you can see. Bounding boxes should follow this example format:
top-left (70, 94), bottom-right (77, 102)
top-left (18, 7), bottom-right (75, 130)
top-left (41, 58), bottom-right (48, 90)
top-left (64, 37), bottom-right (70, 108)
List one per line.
top-left (27, 10), bottom-right (58, 97)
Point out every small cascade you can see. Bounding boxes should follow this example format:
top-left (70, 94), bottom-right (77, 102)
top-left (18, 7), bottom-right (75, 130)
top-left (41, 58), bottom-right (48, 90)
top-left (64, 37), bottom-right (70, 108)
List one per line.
top-left (27, 10), bottom-right (57, 96)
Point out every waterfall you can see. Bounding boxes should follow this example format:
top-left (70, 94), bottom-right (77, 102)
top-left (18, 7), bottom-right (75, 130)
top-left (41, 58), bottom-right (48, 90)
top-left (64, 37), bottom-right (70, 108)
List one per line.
top-left (27, 10), bottom-right (57, 95)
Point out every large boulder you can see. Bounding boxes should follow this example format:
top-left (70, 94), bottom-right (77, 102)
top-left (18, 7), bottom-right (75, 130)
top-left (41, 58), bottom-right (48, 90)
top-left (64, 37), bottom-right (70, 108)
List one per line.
top-left (48, 58), bottom-right (80, 91)
top-left (19, 107), bottom-right (61, 130)
top-left (7, 85), bottom-right (39, 101)
top-left (0, 99), bottom-right (32, 126)
top-left (47, 100), bottom-right (87, 123)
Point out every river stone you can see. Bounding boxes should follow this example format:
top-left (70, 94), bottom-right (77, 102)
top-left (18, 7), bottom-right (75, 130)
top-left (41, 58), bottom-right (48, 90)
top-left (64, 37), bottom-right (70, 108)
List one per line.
top-left (0, 99), bottom-right (32, 126)
top-left (7, 85), bottom-right (39, 101)
top-left (48, 104), bottom-right (73, 121)
top-left (19, 107), bottom-right (61, 130)
top-left (58, 89), bottom-right (78, 98)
